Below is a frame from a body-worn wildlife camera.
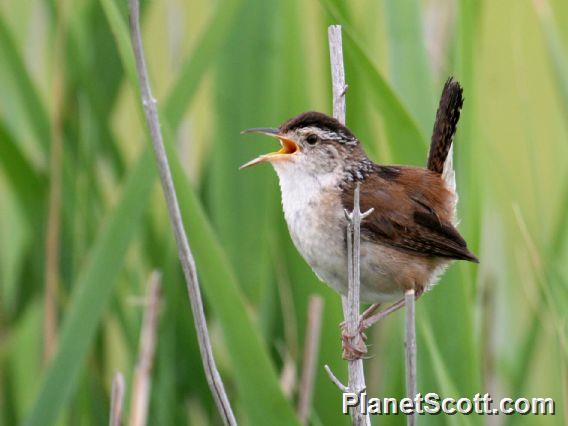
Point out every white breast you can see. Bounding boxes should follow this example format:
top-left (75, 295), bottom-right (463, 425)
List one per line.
top-left (272, 162), bottom-right (452, 304)
top-left (274, 164), bottom-right (349, 295)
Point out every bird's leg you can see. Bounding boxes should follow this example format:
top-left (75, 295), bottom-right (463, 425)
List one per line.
top-left (359, 288), bottom-right (424, 331)
top-left (405, 288), bottom-right (417, 426)
top-left (338, 303), bottom-right (380, 332)
top-left (361, 303), bottom-right (382, 322)
top-left (339, 301), bottom-right (405, 359)
top-left (340, 288), bottom-right (424, 360)
top-left (359, 299), bottom-right (405, 330)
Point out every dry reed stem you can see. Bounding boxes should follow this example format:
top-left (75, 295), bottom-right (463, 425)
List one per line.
top-left (110, 372), bottom-right (125, 426)
top-left (405, 289), bottom-right (417, 426)
top-left (127, 1), bottom-right (236, 424)
top-left (129, 272), bottom-right (161, 426)
top-left (327, 25), bottom-right (371, 426)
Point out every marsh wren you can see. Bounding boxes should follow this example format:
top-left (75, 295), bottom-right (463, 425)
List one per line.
top-left (241, 78), bottom-right (477, 357)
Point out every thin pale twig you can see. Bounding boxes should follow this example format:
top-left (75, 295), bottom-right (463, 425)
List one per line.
top-left (127, 2), bottom-right (236, 424)
top-left (324, 365), bottom-right (348, 393)
top-left (329, 25), bottom-right (347, 125)
top-left (279, 352), bottom-right (297, 397)
top-left (129, 272), bottom-right (161, 426)
top-left (110, 372), bottom-right (125, 426)
top-left (328, 24), bottom-right (370, 426)
top-left (405, 289), bottom-right (417, 426)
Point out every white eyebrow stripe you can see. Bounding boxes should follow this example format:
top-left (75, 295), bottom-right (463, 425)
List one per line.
top-left (296, 126), bottom-right (358, 145)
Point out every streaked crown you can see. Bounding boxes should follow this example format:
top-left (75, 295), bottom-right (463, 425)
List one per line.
top-left (279, 111), bottom-right (358, 145)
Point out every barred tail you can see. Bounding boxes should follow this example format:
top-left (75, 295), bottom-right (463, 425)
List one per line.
top-left (427, 77), bottom-right (464, 174)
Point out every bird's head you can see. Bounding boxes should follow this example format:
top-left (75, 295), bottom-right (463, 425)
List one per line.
top-left (240, 111), bottom-right (363, 175)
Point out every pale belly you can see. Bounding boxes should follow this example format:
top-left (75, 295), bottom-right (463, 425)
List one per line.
top-left (283, 192), bottom-right (448, 303)
top-left (275, 165), bottom-right (449, 304)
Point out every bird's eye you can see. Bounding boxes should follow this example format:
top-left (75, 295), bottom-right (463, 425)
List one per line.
top-left (306, 134), bottom-right (318, 145)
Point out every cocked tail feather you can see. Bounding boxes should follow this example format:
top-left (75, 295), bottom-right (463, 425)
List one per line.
top-left (427, 78), bottom-right (464, 174)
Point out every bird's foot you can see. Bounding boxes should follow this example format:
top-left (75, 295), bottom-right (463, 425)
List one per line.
top-left (338, 290), bottom-right (424, 360)
top-left (340, 322), bottom-right (368, 361)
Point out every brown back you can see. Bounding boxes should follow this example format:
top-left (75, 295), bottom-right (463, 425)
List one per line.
top-left (342, 166), bottom-right (478, 262)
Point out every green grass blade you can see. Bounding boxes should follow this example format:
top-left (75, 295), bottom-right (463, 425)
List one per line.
top-left (66, 2), bottom-right (128, 176)
top-left (3, 1), bottom-right (564, 425)
top-left (167, 148), bottom-right (301, 425)
top-left (0, 12), bottom-right (51, 152)
top-left (24, 148), bottom-right (155, 426)
top-left (208, 0), bottom-right (282, 303)
top-left (25, 1), bottom-right (300, 422)
top-left (164, 0), bottom-right (243, 131)
top-left (318, 0), bottom-right (428, 164)
top-left (421, 319), bottom-right (474, 426)
top-left (100, 0), bottom-right (245, 133)
top-left (128, 0), bottom-right (298, 419)
top-left (98, 0), bottom-right (138, 86)
top-left (0, 121), bottom-right (46, 225)
top-left (4, 301), bottom-right (43, 422)
top-left (344, 33), bottom-right (428, 165)
top-left (551, 182), bottom-right (568, 254)
top-left (454, 0), bottom-right (483, 250)
top-left (505, 206), bottom-right (567, 421)
top-left (383, 0), bottom-right (435, 134)
top-left (533, 0), bottom-right (568, 126)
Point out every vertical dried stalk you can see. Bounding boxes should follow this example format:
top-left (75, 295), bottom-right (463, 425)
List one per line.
top-left (129, 272), bottom-right (161, 426)
top-left (127, 2), bottom-right (236, 424)
top-left (328, 25), bottom-right (370, 426)
top-left (405, 289), bottom-right (417, 426)
top-left (344, 186), bottom-right (371, 426)
top-left (110, 372), bottom-right (126, 426)
top-left (298, 295), bottom-right (324, 424)
top-left (280, 353), bottom-right (297, 398)
top-left (328, 25), bottom-right (347, 124)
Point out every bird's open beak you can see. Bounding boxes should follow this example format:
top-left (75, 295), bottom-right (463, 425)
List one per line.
top-left (239, 128), bottom-right (300, 170)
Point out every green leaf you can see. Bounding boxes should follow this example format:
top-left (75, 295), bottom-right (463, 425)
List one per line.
top-left (533, 0), bottom-right (568, 126)
top-left (318, 0), bottom-right (428, 165)
top-left (4, 301), bottom-right (43, 422)
top-left (420, 319), bottom-right (474, 426)
top-left (98, 0), bottom-right (138, 87)
top-left (66, 1), bottom-right (128, 176)
top-left (453, 0), bottom-right (483, 249)
top-left (0, 121), bottom-right (46, 225)
top-left (0, 12), bottom-right (51, 152)
top-left (164, 0), bottom-right (243, 131)
top-left (383, 0), bottom-right (435, 135)
top-left (24, 148), bottom-right (155, 426)
top-left (167, 148), bottom-right (301, 425)
top-left (27, 0), bottom-right (300, 423)
top-left (208, 0), bottom-right (282, 303)
top-left (346, 38), bottom-right (427, 165)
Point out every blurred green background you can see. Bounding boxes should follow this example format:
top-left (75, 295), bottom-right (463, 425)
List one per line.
top-left (0, 0), bottom-right (566, 424)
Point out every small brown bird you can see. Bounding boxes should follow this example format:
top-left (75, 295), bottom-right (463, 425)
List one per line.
top-left (241, 78), bottom-right (477, 357)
